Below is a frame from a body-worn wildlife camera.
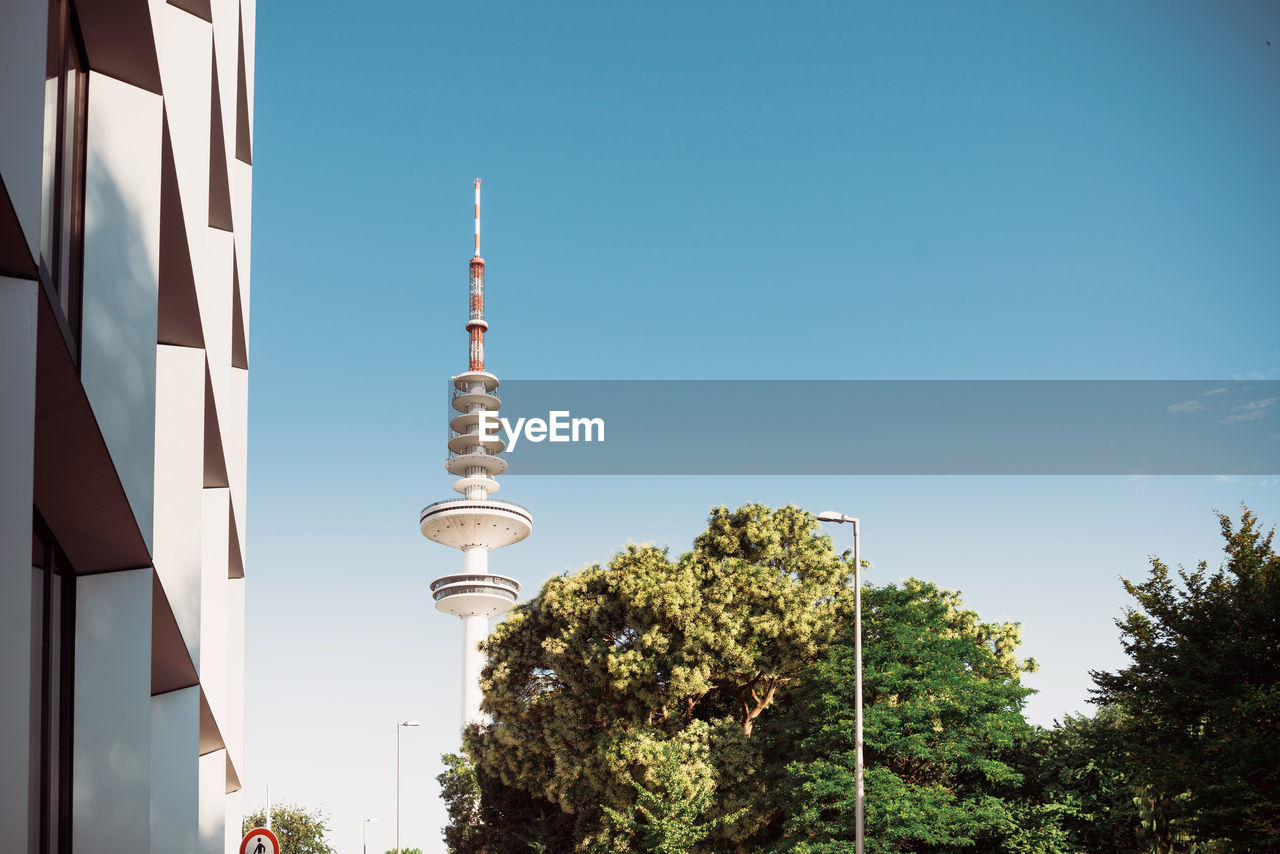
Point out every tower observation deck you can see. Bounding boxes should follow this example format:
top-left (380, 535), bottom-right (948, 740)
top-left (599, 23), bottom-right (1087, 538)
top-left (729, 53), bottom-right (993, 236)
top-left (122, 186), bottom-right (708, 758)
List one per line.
top-left (421, 179), bottom-right (531, 727)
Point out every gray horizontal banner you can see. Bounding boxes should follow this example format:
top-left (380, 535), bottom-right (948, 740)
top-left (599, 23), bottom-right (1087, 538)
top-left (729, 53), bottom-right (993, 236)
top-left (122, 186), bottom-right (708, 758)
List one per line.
top-left (443, 381), bottom-right (1280, 475)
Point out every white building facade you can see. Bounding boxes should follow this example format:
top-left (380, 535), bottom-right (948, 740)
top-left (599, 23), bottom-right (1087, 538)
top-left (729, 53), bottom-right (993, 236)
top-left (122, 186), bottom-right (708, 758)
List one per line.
top-left (1, 0), bottom-right (255, 851)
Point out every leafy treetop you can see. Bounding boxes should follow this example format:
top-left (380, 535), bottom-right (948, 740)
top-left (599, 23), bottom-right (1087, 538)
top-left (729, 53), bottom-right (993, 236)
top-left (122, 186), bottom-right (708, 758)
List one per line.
top-left (242, 804), bottom-right (335, 854)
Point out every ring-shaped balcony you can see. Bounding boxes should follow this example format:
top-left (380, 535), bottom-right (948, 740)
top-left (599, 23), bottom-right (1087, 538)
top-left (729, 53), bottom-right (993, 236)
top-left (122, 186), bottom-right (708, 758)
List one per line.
top-left (419, 498), bottom-right (533, 550)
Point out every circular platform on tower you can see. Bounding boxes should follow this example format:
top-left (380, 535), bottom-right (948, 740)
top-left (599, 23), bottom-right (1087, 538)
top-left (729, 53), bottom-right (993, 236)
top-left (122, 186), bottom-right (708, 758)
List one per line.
top-left (447, 432), bottom-right (506, 455)
top-left (453, 371), bottom-right (500, 393)
top-left (452, 475), bottom-right (499, 496)
top-left (430, 573), bottom-right (521, 618)
top-left (449, 410), bottom-right (501, 435)
top-left (445, 452), bottom-right (508, 478)
top-left (419, 498), bottom-right (533, 550)
top-left (452, 390), bottom-right (500, 414)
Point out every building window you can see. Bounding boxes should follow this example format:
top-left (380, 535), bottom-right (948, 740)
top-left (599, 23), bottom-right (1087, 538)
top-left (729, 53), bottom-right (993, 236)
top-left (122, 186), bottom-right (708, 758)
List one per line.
top-left (39, 0), bottom-right (88, 359)
top-left (31, 511), bottom-right (75, 854)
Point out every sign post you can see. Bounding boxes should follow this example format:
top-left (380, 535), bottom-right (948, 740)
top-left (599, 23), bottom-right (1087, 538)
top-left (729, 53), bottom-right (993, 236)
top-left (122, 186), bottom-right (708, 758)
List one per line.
top-left (240, 827), bottom-right (281, 854)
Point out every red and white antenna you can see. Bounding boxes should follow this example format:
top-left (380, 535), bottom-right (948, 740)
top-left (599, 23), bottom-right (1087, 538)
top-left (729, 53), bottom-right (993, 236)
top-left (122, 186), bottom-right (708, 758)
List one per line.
top-left (467, 179), bottom-right (487, 371)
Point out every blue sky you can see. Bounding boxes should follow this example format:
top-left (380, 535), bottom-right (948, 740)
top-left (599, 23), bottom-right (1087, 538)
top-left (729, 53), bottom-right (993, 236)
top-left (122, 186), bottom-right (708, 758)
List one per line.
top-left (242, 3), bottom-right (1279, 852)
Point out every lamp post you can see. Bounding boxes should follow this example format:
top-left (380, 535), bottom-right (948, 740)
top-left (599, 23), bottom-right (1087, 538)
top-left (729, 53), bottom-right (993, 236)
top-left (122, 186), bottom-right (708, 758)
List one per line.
top-left (816, 510), bottom-right (863, 854)
top-left (363, 818), bottom-right (376, 854)
top-left (397, 721), bottom-right (420, 853)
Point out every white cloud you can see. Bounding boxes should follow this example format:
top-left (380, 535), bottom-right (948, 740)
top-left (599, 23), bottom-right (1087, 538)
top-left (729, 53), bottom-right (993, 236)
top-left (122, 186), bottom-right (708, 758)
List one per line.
top-left (1219, 398), bottom-right (1276, 425)
top-left (1168, 400), bottom-right (1204, 414)
top-left (1221, 410), bottom-right (1266, 424)
top-left (1201, 387), bottom-right (1227, 396)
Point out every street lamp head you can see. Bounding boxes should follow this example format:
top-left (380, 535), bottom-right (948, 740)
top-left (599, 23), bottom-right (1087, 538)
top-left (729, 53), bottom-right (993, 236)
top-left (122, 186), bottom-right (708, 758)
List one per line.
top-left (400, 720), bottom-right (421, 727)
top-left (816, 510), bottom-right (848, 523)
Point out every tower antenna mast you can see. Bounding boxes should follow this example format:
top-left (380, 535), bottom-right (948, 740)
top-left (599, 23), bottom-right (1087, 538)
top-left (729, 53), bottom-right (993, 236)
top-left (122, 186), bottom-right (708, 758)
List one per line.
top-left (467, 179), bottom-right (487, 371)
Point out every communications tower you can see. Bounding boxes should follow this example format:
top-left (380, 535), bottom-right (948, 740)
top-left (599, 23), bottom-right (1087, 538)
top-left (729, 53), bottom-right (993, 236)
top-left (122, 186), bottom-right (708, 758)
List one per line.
top-left (421, 179), bottom-right (532, 726)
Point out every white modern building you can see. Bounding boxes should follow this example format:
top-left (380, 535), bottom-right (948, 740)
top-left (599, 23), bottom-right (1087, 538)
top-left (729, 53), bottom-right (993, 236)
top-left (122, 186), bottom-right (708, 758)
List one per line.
top-left (420, 180), bottom-right (531, 727)
top-left (1, 0), bottom-right (255, 851)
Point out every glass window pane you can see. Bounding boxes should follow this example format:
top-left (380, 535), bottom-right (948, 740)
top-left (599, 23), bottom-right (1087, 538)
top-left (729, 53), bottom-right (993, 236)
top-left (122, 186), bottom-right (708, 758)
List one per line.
top-left (57, 64), bottom-right (82, 310)
top-left (39, 0), bottom-right (63, 275)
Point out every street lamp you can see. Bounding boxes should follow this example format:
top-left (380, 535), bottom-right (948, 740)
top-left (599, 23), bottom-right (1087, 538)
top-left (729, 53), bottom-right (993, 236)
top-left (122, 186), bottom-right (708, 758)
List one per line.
top-left (362, 818), bottom-right (377, 854)
top-left (397, 721), bottom-right (420, 854)
top-left (816, 510), bottom-right (864, 854)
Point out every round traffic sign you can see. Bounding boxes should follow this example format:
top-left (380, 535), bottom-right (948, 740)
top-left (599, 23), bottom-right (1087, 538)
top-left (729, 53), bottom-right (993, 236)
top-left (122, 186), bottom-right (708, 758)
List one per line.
top-left (240, 827), bottom-right (281, 854)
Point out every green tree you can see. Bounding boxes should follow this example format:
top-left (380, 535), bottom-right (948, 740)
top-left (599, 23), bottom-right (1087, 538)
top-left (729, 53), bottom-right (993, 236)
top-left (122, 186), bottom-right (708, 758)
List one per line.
top-left (438, 753), bottom-right (484, 854)
top-left (242, 804), bottom-right (335, 854)
top-left (772, 579), bottom-right (1056, 853)
top-left (1090, 508), bottom-right (1280, 851)
top-left (1025, 707), bottom-right (1142, 853)
top-left (598, 740), bottom-right (747, 854)
top-left (462, 504), bottom-right (856, 850)
top-left (385, 849), bottom-right (424, 854)
top-left (438, 751), bottom-right (575, 854)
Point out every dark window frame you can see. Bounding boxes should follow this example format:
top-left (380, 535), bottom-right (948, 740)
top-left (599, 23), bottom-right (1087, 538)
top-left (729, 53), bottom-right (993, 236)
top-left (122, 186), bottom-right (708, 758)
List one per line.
top-left (31, 510), bottom-right (76, 854)
top-left (40, 0), bottom-right (89, 367)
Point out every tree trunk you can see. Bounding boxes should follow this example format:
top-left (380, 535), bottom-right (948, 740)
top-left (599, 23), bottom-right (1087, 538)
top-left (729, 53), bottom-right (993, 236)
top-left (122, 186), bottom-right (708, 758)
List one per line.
top-left (740, 679), bottom-right (779, 735)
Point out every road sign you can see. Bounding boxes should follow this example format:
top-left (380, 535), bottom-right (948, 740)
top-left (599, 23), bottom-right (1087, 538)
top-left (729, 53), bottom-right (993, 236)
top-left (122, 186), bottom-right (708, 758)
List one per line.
top-left (240, 827), bottom-right (281, 854)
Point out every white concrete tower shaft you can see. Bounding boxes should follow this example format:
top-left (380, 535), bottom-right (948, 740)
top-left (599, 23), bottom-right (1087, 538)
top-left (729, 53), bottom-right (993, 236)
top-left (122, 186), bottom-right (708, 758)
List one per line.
top-left (422, 180), bottom-right (532, 728)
